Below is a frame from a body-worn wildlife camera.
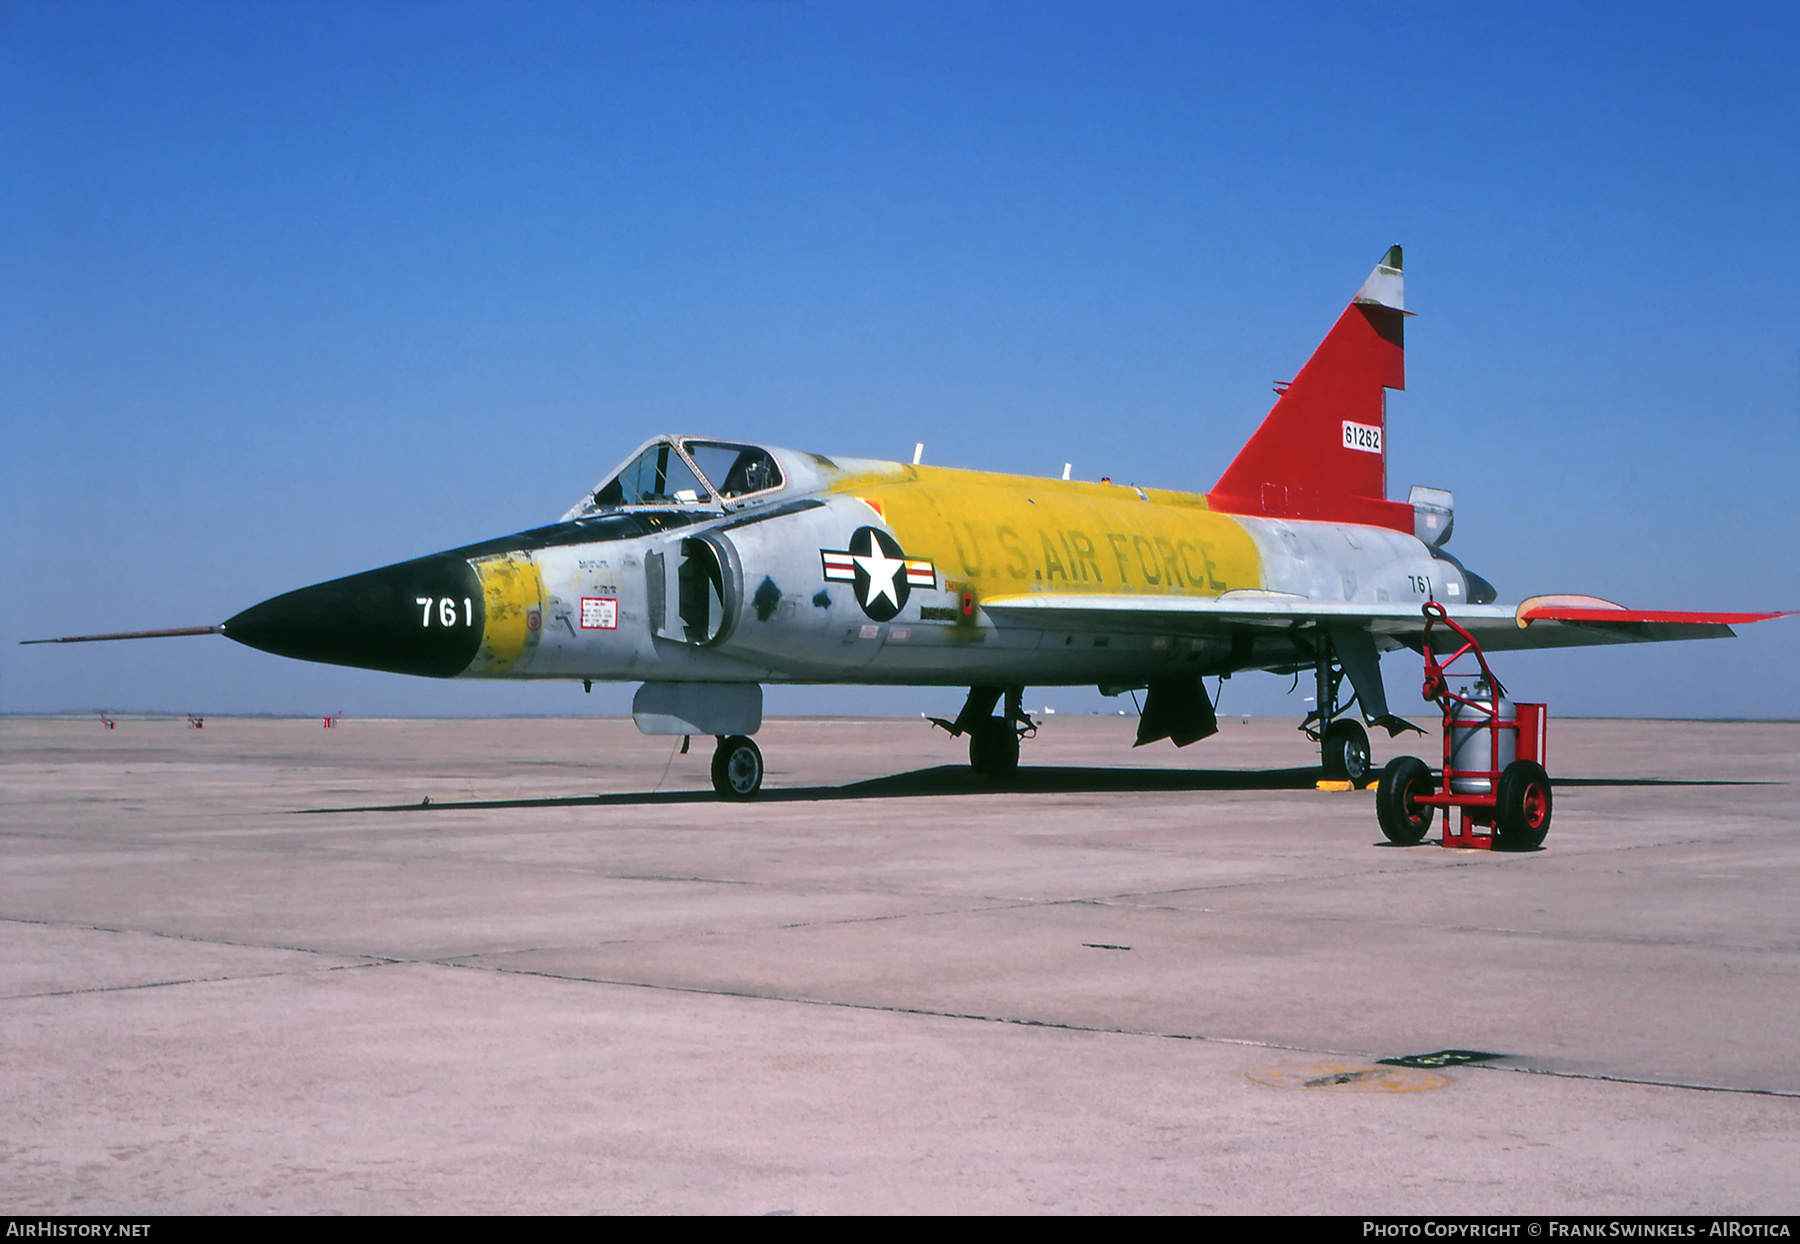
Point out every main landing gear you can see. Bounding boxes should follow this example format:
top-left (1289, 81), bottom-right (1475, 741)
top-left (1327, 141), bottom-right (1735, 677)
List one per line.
top-left (967, 716), bottom-right (1020, 781)
top-left (929, 685), bottom-right (1036, 783)
top-left (1321, 718), bottom-right (1372, 783)
top-left (1302, 651), bottom-right (1374, 783)
top-left (1299, 635), bottom-right (1422, 784)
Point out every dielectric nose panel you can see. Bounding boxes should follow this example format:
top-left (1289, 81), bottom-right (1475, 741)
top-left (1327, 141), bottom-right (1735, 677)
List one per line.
top-left (224, 555), bottom-right (485, 678)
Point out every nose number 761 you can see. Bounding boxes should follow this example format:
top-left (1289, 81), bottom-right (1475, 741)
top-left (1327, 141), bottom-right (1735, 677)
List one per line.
top-left (417, 597), bottom-right (474, 627)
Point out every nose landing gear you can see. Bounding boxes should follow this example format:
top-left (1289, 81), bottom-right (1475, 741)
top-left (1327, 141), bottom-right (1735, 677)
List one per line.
top-left (711, 734), bottom-right (764, 799)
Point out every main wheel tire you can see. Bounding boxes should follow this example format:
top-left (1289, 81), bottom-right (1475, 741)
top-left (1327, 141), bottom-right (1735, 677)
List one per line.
top-left (967, 717), bottom-right (1020, 782)
top-left (1375, 755), bottom-right (1436, 845)
top-left (1495, 759), bottom-right (1551, 850)
top-left (711, 735), bottom-right (764, 800)
top-left (1322, 719), bottom-right (1373, 783)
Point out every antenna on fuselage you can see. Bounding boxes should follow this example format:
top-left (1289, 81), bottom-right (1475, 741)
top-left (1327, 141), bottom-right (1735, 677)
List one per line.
top-left (913, 443), bottom-right (924, 466)
top-left (1062, 463), bottom-right (1072, 480)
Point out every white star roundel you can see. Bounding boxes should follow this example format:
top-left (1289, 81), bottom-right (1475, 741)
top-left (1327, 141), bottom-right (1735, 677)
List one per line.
top-left (820, 527), bottom-right (935, 622)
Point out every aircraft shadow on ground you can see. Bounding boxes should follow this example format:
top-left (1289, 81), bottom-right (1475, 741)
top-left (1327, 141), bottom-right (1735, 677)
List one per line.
top-left (298, 766), bottom-right (1773, 815)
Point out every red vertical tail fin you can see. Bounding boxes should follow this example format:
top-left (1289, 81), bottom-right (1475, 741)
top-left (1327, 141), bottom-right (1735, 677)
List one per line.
top-left (1207, 246), bottom-right (1415, 533)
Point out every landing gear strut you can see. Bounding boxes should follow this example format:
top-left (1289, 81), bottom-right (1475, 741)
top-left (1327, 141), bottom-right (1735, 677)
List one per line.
top-left (1301, 645), bottom-right (1373, 783)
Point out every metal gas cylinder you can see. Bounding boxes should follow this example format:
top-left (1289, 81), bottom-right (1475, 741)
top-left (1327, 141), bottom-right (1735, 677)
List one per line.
top-left (1448, 679), bottom-right (1516, 794)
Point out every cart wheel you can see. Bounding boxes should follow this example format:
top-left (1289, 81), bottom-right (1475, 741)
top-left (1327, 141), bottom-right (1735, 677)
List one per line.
top-left (1322, 719), bottom-right (1372, 783)
top-left (711, 735), bottom-right (764, 800)
top-left (1495, 760), bottom-right (1551, 850)
top-left (1376, 756), bottom-right (1435, 845)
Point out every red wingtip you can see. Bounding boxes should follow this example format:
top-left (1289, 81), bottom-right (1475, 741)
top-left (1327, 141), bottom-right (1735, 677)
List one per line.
top-left (1520, 605), bottom-right (1791, 626)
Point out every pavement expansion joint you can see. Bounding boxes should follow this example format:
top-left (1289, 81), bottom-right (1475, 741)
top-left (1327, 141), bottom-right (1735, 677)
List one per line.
top-left (611, 873), bottom-right (760, 885)
top-left (1097, 858), bottom-right (1499, 905)
top-left (425, 956), bottom-right (1800, 1101)
top-left (4, 968), bottom-right (330, 1002)
top-left (2, 912), bottom-right (372, 961)
top-left (1501, 1064), bottom-right (1800, 1100)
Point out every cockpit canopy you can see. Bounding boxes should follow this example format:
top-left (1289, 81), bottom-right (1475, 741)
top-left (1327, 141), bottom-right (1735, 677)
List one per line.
top-left (568, 437), bottom-right (785, 518)
top-left (684, 440), bottom-right (783, 499)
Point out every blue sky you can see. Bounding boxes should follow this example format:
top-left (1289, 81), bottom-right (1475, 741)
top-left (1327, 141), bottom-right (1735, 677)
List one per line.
top-left (3, 0), bottom-right (1796, 721)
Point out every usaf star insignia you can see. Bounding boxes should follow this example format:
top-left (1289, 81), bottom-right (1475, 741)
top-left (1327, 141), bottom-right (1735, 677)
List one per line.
top-left (820, 527), bottom-right (935, 622)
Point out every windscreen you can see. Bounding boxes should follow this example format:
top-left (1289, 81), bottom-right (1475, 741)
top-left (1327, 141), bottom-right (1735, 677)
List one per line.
top-left (588, 443), bottom-right (712, 508)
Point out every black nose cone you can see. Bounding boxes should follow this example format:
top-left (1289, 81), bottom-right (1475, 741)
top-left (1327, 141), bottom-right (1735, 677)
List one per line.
top-left (223, 555), bottom-right (485, 677)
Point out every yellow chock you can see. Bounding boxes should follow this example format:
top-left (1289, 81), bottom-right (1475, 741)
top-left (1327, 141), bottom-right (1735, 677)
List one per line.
top-left (1315, 779), bottom-right (1355, 792)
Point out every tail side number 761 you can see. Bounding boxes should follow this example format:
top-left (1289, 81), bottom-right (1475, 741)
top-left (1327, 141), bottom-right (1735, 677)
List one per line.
top-left (418, 597), bottom-right (474, 627)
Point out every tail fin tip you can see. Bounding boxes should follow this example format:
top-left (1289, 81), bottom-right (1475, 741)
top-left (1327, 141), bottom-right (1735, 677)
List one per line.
top-left (1353, 245), bottom-right (1404, 312)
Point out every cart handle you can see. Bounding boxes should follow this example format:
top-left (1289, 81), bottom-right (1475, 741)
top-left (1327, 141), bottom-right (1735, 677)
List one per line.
top-left (1420, 601), bottom-right (1506, 707)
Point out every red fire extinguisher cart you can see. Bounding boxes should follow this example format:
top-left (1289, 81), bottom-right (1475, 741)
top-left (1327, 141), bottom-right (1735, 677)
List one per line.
top-left (1375, 602), bottom-right (1551, 850)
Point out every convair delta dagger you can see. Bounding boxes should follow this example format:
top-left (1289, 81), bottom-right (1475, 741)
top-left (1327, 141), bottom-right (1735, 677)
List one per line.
top-left (29, 248), bottom-right (1787, 798)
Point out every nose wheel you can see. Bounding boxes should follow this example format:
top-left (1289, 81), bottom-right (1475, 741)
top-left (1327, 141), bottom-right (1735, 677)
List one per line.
top-left (711, 735), bottom-right (764, 799)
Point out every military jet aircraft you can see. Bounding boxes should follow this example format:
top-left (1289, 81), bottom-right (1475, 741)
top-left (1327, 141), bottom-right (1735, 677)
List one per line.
top-left (28, 248), bottom-right (1786, 798)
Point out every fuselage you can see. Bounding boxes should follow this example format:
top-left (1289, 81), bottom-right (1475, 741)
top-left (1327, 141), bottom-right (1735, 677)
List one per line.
top-left (221, 439), bottom-right (1467, 690)
top-left (33, 248), bottom-right (1779, 804)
